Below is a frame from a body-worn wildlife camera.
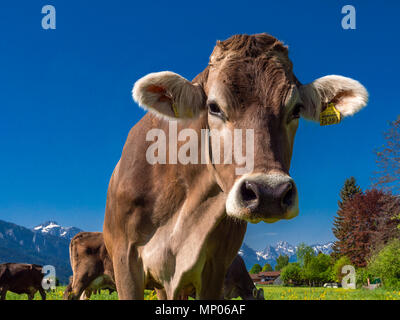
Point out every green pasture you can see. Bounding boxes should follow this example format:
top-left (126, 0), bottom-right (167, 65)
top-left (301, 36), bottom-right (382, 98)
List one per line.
top-left (4, 285), bottom-right (400, 300)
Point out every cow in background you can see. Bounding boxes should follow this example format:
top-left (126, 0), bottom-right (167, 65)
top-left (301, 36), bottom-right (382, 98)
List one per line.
top-left (64, 232), bottom-right (115, 300)
top-left (223, 255), bottom-right (264, 300)
top-left (155, 255), bottom-right (264, 300)
top-left (0, 263), bottom-right (46, 300)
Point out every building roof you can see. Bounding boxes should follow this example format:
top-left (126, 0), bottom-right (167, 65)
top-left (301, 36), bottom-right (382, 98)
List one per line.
top-left (250, 274), bottom-right (262, 280)
top-left (258, 271), bottom-right (281, 277)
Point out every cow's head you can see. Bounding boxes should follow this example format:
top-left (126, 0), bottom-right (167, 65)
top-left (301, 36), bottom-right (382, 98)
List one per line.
top-left (133, 34), bottom-right (368, 223)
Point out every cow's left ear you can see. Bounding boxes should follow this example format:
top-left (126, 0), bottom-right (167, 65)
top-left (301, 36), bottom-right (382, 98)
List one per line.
top-left (299, 75), bottom-right (368, 121)
top-left (132, 71), bottom-right (206, 120)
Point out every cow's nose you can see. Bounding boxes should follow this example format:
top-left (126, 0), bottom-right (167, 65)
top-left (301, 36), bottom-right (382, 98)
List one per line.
top-left (239, 179), bottom-right (296, 216)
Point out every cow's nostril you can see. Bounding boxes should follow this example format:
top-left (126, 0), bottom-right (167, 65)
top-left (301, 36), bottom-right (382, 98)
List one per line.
top-left (281, 183), bottom-right (294, 207)
top-left (241, 181), bottom-right (258, 202)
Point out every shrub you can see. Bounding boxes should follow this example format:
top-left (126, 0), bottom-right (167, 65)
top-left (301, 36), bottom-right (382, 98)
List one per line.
top-left (367, 239), bottom-right (400, 288)
top-left (249, 263), bottom-right (262, 274)
top-left (355, 267), bottom-right (374, 287)
top-left (281, 263), bottom-right (302, 286)
top-left (262, 263), bottom-right (273, 272)
top-left (332, 256), bottom-right (352, 283)
top-left (302, 254), bottom-right (333, 286)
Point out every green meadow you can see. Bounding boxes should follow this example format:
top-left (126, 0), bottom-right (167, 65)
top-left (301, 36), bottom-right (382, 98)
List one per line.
top-left (4, 286), bottom-right (400, 300)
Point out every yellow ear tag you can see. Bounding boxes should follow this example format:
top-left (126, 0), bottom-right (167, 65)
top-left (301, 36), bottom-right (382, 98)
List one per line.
top-left (171, 103), bottom-right (180, 117)
top-left (319, 103), bottom-right (341, 126)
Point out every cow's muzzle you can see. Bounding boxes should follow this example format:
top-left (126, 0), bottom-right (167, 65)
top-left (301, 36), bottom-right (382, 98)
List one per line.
top-left (226, 172), bottom-right (299, 223)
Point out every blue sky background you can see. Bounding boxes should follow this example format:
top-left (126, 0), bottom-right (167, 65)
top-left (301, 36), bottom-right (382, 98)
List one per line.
top-left (0, 1), bottom-right (399, 251)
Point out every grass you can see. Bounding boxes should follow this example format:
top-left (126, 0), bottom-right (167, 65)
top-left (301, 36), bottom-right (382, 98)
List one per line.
top-left (4, 285), bottom-right (400, 300)
top-left (4, 287), bottom-right (156, 300)
top-left (259, 285), bottom-right (400, 300)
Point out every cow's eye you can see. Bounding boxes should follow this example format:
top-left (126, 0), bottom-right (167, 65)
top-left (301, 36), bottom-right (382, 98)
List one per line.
top-left (208, 102), bottom-right (224, 118)
top-left (289, 103), bottom-right (302, 122)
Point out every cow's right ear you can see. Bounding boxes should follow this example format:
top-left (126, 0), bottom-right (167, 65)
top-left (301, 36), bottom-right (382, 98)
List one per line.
top-left (132, 71), bottom-right (206, 120)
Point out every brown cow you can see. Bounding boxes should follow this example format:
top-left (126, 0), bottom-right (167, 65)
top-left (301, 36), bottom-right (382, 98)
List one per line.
top-left (64, 232), bottom-right (115, 300)
top-left (223, 255), bottom-right (264, 300)
top-left (103, 33), bottom-right (368, 299)
top-left (0, 263), bottom-right (46, 300)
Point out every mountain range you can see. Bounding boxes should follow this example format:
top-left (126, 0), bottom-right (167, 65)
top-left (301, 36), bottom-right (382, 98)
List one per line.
top-left (0, 219), bottom-right (334, 283)
top-left (33, 221), bottom-right (82, 240)
top-left (239, 240), bottom-right (334, 270)
top-left (0, 220), bottom-right (83, 284)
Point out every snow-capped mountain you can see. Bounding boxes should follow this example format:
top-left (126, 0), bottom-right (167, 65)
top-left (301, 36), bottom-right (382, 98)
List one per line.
top-left (0, 219), bottom-right (84, 284)
top-left (274, 241), bottom-right (297, 257)
top-left (256, 245), bottom-right (277, 261)
top-left (33, 221), bottom-right (82, 240)
top-left (238, 243), bottom-right (266, 270)
top-left (239, 240), bottom-right (334, 270)
top-left (310, 242), bottom-right (334, 255)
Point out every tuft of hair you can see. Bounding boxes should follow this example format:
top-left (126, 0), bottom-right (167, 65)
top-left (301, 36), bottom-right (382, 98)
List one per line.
top-left (210, 33), bottom-right (289, 64)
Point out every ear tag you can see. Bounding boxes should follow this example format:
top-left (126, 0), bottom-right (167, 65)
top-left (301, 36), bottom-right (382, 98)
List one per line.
top-left (320, 103), bottom-right (341, 126)
top-left (171, 103), bottom-right (180, 117)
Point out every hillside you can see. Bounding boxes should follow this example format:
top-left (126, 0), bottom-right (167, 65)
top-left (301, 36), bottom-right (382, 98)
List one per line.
top-left (0, 220), bottom-right (82, 284)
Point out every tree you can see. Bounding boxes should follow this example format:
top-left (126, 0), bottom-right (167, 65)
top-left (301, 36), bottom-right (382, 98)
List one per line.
top-left (373, 117), bottom-right (400, 194)
top-left (261, 263), bottom-right (273, 272)
top-left (368, 239), bottom-right (400, 288)
top-left (249, 263), bottom-right (262, 274)
top-left (335, 189), bottom-right (399, 267)
top-left (281, 263), bottom-right (302, 286)
top-left (302, 253), bottom-right (333, 286)
top-left (296, 243), bottom-right (315, 268)
top-left (275, 255), bottom-right (289, 271)
top-left (369, 192), bottom-right (400, 252)
top-left (332, 177), bottom-right (362, 259)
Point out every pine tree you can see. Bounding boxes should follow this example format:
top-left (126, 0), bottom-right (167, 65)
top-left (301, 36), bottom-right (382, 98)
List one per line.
top-left (332, 177), bottom-right (362, 259)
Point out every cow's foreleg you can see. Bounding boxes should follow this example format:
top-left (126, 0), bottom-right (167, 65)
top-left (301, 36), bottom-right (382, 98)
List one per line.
top-left (38, 287), bottom-right (46, 300)
top-left (113, 242), bottom-right (144, 300)
top-left (27, 291), bottom-right (35, 300)
top-left (0, 287), bottom-right (7, 300)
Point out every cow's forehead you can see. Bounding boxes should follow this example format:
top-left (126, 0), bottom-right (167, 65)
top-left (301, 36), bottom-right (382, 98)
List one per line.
top-left (205, 54), bottom-right (296, 112)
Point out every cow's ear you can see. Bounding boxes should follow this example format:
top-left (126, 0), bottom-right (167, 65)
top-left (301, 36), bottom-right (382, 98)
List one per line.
top-left (299, 75), bottom-right (368, 121)
top-left (132, 71), bottom-right (206, 119)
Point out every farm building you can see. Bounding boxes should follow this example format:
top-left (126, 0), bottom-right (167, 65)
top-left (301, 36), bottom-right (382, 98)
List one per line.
top-left (250, 271), bottom-right (281, 285)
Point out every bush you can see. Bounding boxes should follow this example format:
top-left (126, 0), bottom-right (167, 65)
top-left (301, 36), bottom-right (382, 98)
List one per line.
top-left (281, 263), bottom-right (302, 286)
top-left (249, 263), bottom-right (262, 274)
top-left (302, 254), bottom-right (333, 286)
top-left (262, 263), bottom-right (273, 272)
top-left (367, 239), bottom-right (400, 288)
top-left (356, 267), bottom-right (374, 287)
top-left (332, 256), bottom-right (352, 283)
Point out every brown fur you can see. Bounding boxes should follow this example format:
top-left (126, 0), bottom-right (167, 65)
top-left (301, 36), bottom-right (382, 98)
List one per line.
top-left (103, 33), bottom-right (366, 300)
top-left (0, 263), bottom-right (46, 300)
top-left (64, 232), bottom-right (115, 300)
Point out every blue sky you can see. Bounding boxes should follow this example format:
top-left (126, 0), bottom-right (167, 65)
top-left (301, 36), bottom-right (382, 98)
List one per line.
top-left (0, 1), bottom-right (399, 251)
